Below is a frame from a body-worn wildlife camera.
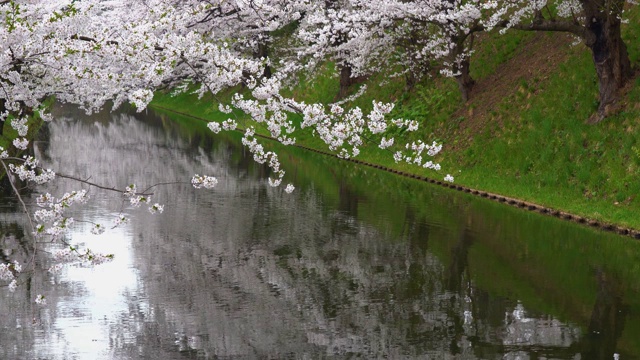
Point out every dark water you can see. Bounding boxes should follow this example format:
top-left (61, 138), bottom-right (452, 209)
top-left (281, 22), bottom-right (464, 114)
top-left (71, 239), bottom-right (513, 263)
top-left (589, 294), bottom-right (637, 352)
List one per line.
top-left (1, 107), bottom-right (640, 359)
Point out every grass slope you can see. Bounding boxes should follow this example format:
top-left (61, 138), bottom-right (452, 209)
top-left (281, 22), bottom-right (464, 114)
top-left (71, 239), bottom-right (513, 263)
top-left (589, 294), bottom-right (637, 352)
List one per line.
top-left (151, 11), bottom-right (640, 230)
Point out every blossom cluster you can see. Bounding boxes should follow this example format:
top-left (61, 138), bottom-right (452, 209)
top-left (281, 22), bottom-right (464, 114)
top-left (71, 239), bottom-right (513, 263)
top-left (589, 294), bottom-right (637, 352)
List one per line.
top-left (34, 190), bottom-right (89, 239)
top-left (49, 247), bottom-right (114, 270)
top-left (8, 156), bottom-right (56, 185)
top-left (191, 175), bottom-right (219, 189)
top-left (123, 183), bottom-right (165, 216)
top-left (125, 184), bottom-right (148, 207)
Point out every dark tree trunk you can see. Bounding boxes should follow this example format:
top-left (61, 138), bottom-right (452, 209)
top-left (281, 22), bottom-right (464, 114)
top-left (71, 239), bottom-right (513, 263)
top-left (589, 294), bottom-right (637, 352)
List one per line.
top-left (405, 71), bottom-right (418, 92)
top-left (454, 57), bottom-right (475, 102)
top-left (582, 0), bottom-right (633, 122)
top-left (254, 40), bottom-right (272, 79)
top-left (449, 34), bottom-right (475, 102)
top-left (0, 100), bottom-right (5, 136)
top-left (338, 64), bottom-right (353, 99)
top-left (403, 29), bottom-right (424, 91)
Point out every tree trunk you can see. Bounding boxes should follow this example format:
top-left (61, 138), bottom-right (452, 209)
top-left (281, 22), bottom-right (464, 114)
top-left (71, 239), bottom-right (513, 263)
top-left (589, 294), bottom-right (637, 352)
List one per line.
top-left (0, 100), bottom-right (4, 136)
top-left (449, 34), bottom-right (475, 102)
top-left (583, 0), bottom-right (633, 122)
top-left (403, 29), bottom-right (424, 91)
top-left (405, 71), bottom-right (418, 92)
top-left (254, 40), bottom-right (272, 79)
top-left (338, 64), bottom-right (353, 99)
top-left (454, 57), bottom-right (475, 102)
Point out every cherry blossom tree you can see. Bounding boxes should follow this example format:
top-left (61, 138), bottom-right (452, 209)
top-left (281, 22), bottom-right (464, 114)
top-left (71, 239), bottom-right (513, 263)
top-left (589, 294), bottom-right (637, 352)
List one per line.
top-left (178, 0), bottom-right (312, 79)
top-left (295, 0), bottom-right (484, 100)
top-left (482, 0), bottom-right (635, 122)
top-left (297, 0), bottom-right (637, 111)
top-left (362, 0), bottom-right (485, 99)
top-left (293, 0), bottom-right (387, 98)
top-left (377, 0), bottom-right (637, 110)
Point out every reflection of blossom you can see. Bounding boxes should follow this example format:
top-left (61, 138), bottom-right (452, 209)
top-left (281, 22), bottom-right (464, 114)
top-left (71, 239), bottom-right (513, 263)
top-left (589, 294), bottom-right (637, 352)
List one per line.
top-left (8, 279), bottom-right (18, 292)
top-left (31, 110), bottom-right (585, 359)
top-left (0, 262), bottom-right (20, 281)
top-left (464, 310), bottom-right (473, 325)
top-left (511, 302), bottom-right (530, 322)
top-left (48, 264), bottom-right (64, 274)
top-left (503, 302), bottom-right (579, 348)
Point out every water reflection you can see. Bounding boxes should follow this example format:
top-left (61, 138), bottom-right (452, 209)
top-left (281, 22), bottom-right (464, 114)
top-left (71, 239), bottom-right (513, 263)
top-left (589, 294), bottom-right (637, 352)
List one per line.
top-left (0, 107), bottom-right (636, 358)
top-left (582, 269), bottom-right (626, 359)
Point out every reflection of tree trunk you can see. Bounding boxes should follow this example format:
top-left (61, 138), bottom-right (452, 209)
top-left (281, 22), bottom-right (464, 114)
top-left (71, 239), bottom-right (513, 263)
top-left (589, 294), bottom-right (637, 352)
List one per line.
top-left (581, 269), bottom-right (626, 359)
top-left (446, 230), bottom-right (473, 291)
top-left (0, 223), bottom-right (31, 259)
top-left (0, 175), bottom-right (13, 193)
top-left (443, 230), bottom-right (475, 356)
top-left (404, 209), bottom-right (430, 299)
top-left (408, 215), bottom-right (430, 254)
top-left (337, 179), bottom-right (358, 215)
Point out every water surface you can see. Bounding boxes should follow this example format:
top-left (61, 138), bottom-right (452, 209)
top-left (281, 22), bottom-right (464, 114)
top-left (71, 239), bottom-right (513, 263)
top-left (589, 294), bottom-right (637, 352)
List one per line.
top-left (1, 107), bottom-right (639, 359)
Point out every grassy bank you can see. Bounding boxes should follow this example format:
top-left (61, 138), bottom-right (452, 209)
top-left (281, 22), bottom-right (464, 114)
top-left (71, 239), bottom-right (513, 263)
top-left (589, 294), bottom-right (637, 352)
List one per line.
top-left (150, 15), bottom-right (640, 231)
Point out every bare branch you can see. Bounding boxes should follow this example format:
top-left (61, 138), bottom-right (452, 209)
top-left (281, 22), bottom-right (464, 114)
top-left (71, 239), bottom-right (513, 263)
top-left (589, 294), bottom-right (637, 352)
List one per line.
top-left (500, 19), bottom-right (587, 38)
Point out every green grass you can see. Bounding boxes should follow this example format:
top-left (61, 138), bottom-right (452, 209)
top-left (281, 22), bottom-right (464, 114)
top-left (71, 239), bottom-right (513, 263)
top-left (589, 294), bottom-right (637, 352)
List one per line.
top-left (150, 9), bottom-right (640, 230)
top-left (470, 30), bottom-right (535, 80)
top-left (450, 45), bottom-right (640, 227)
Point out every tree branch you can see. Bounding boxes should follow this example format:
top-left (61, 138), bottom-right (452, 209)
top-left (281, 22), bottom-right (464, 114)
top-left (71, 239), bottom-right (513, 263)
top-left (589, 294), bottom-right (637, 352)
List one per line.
top-left (54, 173), bottom-right (154, 196)
top-left (500, 19), bottom-right (587, 38)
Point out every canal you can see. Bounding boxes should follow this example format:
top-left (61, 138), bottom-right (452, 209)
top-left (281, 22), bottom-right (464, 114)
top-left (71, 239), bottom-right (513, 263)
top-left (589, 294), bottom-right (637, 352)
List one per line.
top-left (1, 107), bottom-right (639, 359)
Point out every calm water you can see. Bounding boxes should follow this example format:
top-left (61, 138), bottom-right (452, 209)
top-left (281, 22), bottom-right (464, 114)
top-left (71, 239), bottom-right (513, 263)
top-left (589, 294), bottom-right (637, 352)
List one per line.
top-left (1, 107), bottom-right (640, 359)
